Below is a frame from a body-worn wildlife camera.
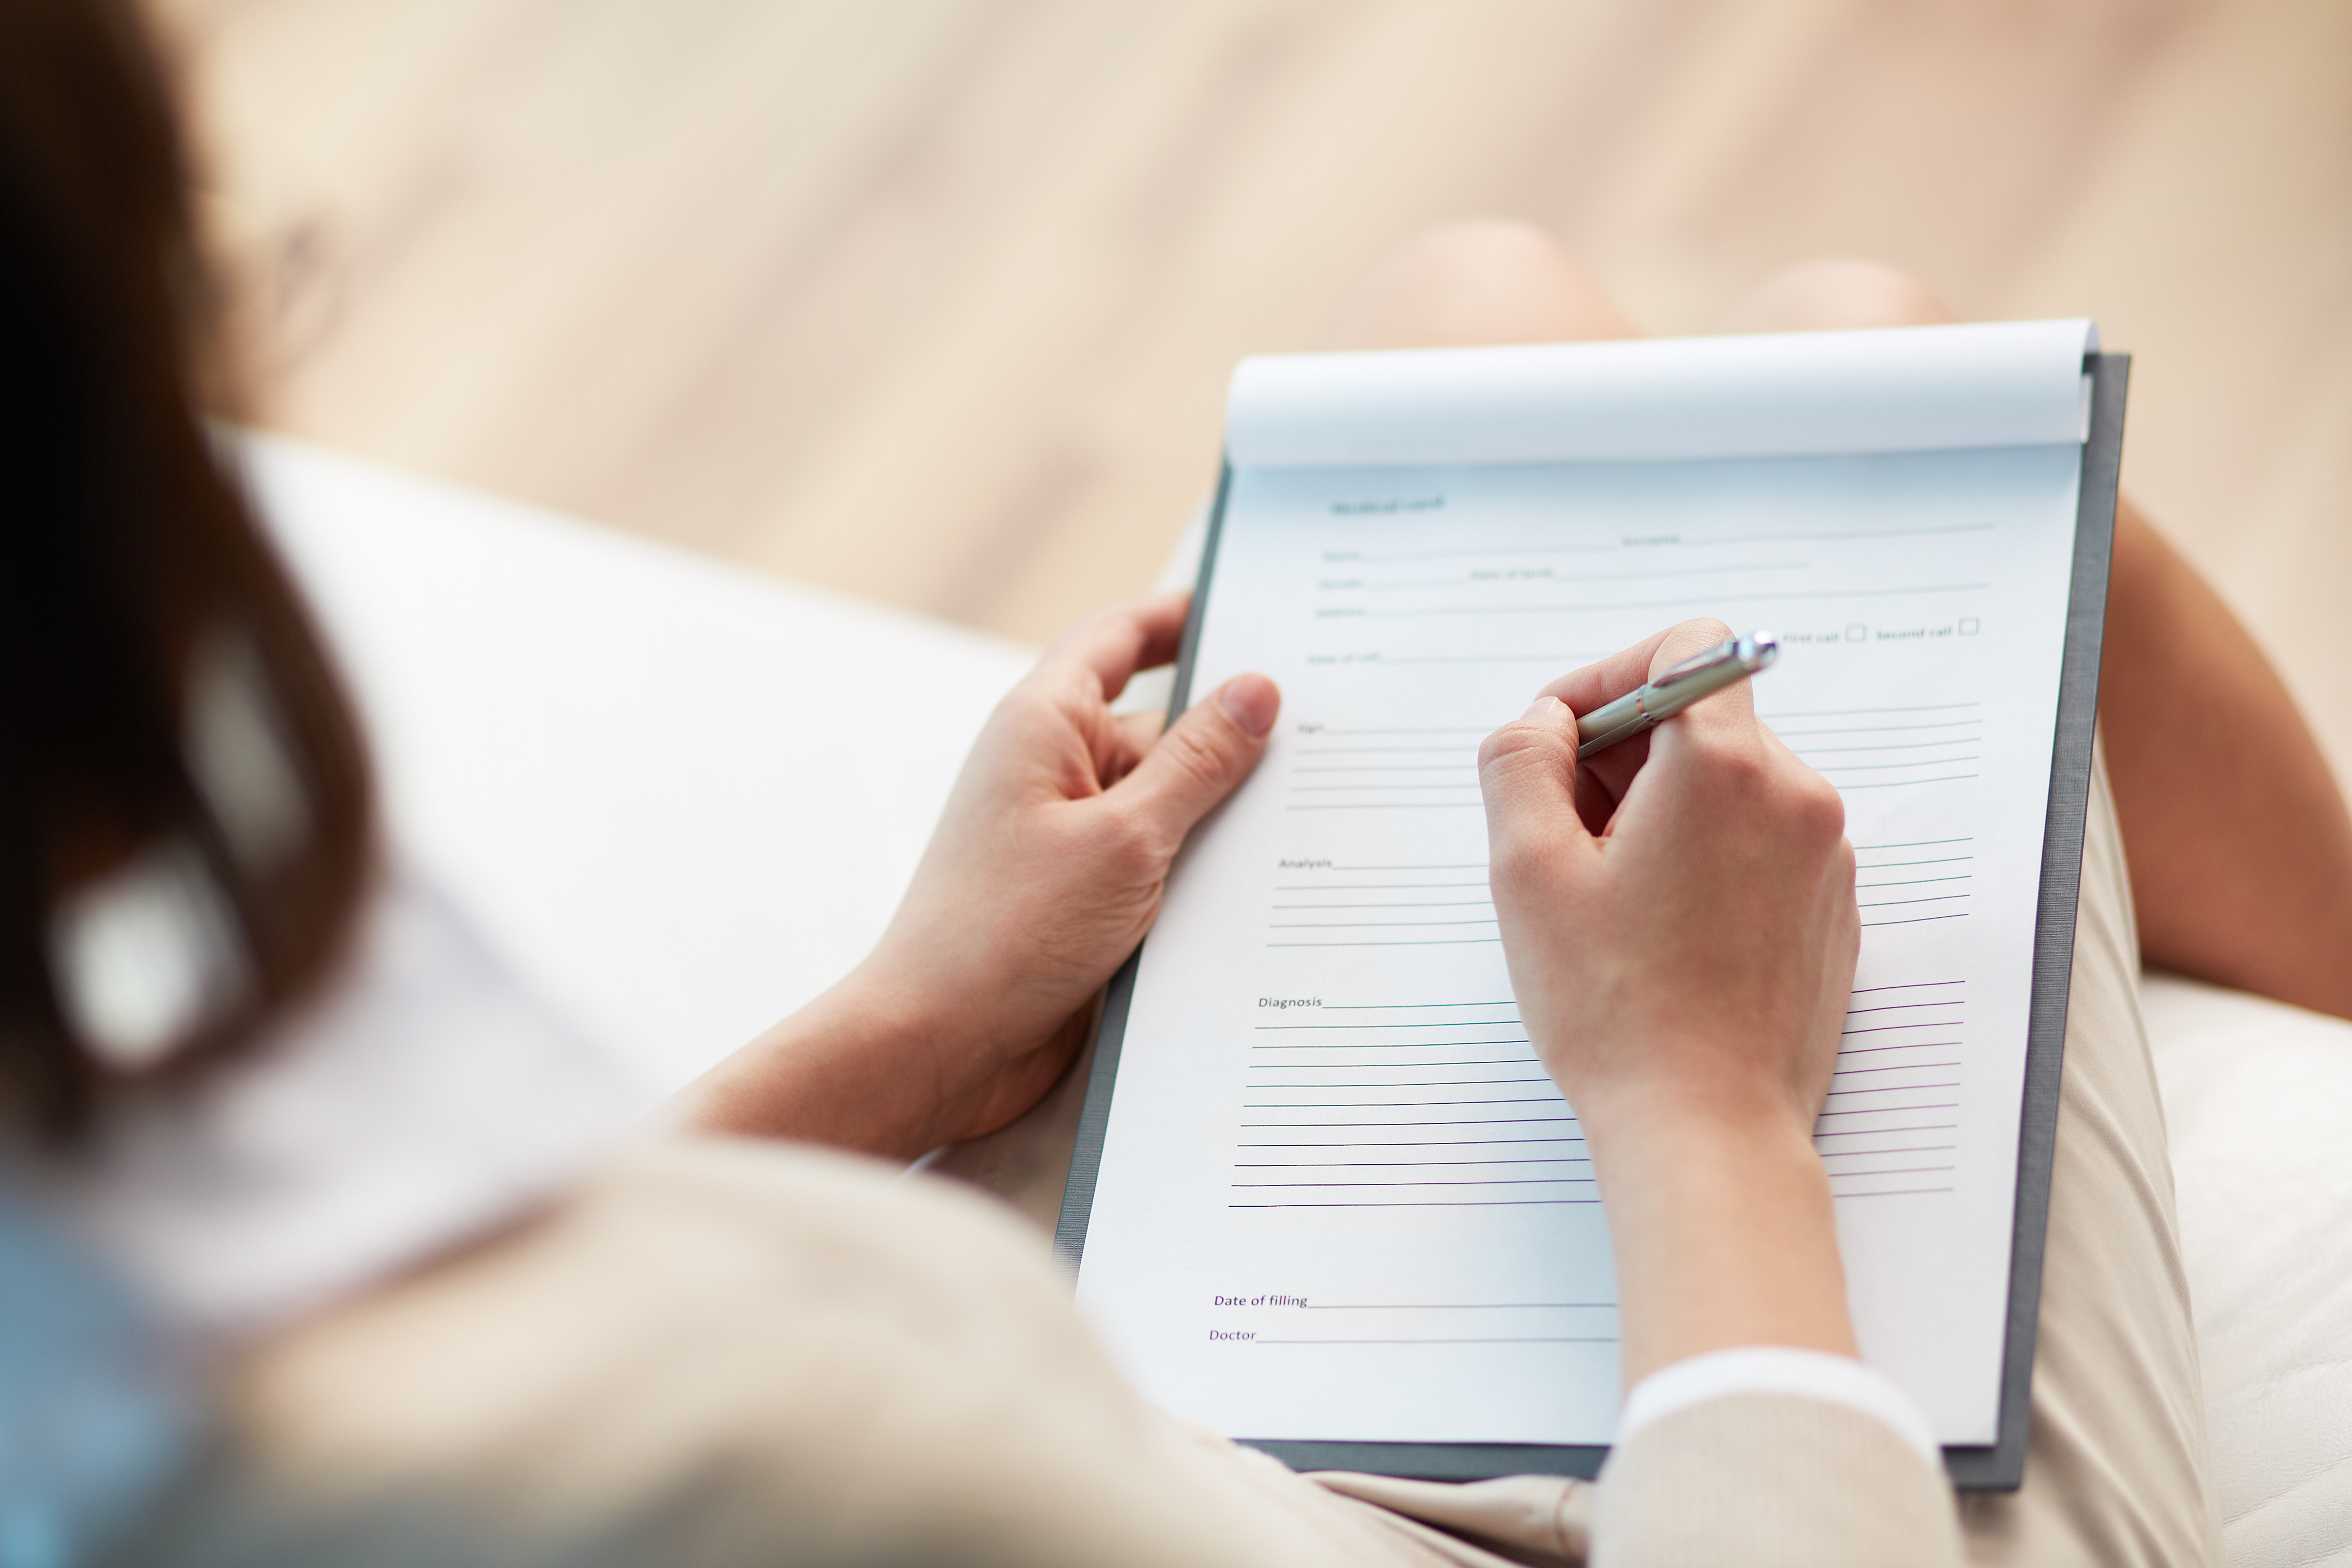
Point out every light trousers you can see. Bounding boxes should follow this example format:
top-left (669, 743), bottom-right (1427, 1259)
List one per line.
top-left (117, 747), bottom-right (2217, 1566)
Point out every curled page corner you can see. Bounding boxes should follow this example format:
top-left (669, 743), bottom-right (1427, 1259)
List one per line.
top-left (1226, 319), bottom-right (2099, 469)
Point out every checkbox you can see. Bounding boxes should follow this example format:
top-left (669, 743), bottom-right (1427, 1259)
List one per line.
top-left (1959, 617), bottom-right (1980, 635)
top-left (1845, 623), bottom-right (1867, 642)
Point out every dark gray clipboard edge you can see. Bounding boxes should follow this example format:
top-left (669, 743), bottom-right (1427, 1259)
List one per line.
top-left (1057, 361), bottom-right (2127, 1488)
top-left (1054, 464), bottom-right (1234, 1267)
top-left (1940, 349), bottom-right (2128, 1488)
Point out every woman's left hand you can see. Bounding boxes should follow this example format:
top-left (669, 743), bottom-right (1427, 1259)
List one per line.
top-left (670, 592), bottom-right (1278, 1156)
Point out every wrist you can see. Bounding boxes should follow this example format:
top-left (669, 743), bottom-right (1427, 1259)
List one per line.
top-left (1571, 1067), bottom-right (1820, 1166)
top-left (666, 965), bottom-right (944, 1158)
top-left (1575, 1080), bottom-right (1856, 1386)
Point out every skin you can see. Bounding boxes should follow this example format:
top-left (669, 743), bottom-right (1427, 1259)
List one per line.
top-left (679, 221), bottom-right (2352, 1388)
top-left (1327, 227), bottom-right (2352, 1380)
top-left (669, 594), bottom-right (1281, 1157)
top-left (1720, 254), bottom-right (2352, 1020)
top-left (1480, 624), bottom-right (1864, 1380)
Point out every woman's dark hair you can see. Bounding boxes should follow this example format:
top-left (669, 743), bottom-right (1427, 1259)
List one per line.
top-left (0, 0), bottom-right (373, 1133)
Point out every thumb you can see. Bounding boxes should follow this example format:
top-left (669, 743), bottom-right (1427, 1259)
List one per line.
top-left (1478, 696), bottom-right (1594, 873)
top-left (1112, 673), bottom-right (1279, 837)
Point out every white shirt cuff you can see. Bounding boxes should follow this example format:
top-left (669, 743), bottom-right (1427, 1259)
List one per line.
top-left (1620, 1346), bottom-right (1941, 1467)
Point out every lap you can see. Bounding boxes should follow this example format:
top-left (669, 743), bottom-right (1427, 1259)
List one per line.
top-left (116, 1137), bottom-right (1502, 1567)
top-left (1958, 738), bottom-right (2218, 1565)
top-left (119, 746), bottom-right (2215, 1567)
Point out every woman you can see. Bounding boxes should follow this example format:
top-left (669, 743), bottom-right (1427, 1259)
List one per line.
top-left (8, 3), bottom-right (2351, 1563)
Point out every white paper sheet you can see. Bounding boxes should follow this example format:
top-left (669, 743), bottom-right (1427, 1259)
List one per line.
top-left (1228, 319), bottom-right (2093, 467)
top-left (1075, 324), bottom-right (2093, 1449)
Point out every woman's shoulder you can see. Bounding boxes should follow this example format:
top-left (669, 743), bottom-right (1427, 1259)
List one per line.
top-left (14, 864), bottom-right (644, 1344)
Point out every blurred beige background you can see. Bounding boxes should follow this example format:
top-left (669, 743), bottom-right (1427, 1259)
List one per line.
top-left (152, 0), bottom-right (2352, 775)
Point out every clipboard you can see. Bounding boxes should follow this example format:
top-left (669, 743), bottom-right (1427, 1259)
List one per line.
top-left (1056, 352), bottom-right (2129, 1491)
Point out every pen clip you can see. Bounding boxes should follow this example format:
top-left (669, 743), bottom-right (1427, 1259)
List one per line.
top-left (1647, 631), bottom-right (1779, 692)
top-left (1646, 636), bottom-right (1742, 691)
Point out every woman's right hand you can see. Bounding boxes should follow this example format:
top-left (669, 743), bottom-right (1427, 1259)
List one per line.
top-left (1478, 619), bottom-right (1863, 1383)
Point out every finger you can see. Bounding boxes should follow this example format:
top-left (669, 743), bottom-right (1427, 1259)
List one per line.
top-left (1528, 622), bottom-right (1697, 716)
top-left (1538, 619), bottom-right (1742, 800)
top-left (1478, 696), bottom-right (1595, 878)
top-left (1040, 592), bottom-right (1193, 703)
top-left (1106, 672), bottom-right (1279, 837)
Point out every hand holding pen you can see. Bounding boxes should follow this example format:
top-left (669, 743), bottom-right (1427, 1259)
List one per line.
top-left (1575, 629), bottom-right (1780, 758)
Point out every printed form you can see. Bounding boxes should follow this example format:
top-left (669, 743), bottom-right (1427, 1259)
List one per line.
top-left (1074, 321), bottom-right (2099, 1448)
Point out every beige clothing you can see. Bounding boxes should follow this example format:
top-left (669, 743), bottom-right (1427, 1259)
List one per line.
top-left (111, 749), bottom-right (2215, 1566)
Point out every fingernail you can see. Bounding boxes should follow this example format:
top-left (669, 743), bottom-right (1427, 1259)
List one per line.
top-left (1219, 673), bottom-right (1279, 738)
top-left (1520, 696), bottom-right (1559, 721)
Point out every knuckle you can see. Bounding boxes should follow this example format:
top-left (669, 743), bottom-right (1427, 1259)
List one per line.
top-left (1477, 721), bottom-right (1569, 780)
top-left (1659, 617), bottom-right (1734, 665)
top-left (1804, 778), bottom-right (1849, 840)
top-left (1693, 732), bottom-right (1770, 792)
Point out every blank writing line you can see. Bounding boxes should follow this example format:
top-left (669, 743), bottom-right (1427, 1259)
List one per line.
top-left (1362, 584), bottom-right (1990, 617)
top-left (1287, 804), bottom-right (1490, 811)
top-left (1775, 721), bottom-right (1980, 737)
top-left (1825, 1082), bottom-right (1958, 1098)
top-left (1816, 1128), bottom-right (1966, 1142)
top-left (1359, 544), bottom-right (1615, 564)
top-left (1252, 1040), bottom-right (1532, 1051)
top-left (1761, 707), bottom-right (1978, 722)
top-left (1832, 1187), bottom-right (1956, 1199)
top-left (1242, 1147), bottom-right (1590, 1161)
top-left (1272, 901), bottom-right (1494, 910)
top-left (1833, 1061), bottom-right (1961, 1077)
top-left (1240, 1116), bottom-right (1576, 1130)
top-left (1252, 1336), bottom-right (1618, 1345)
top-left (1232, 1178), bottom-right (1595, 1189)
top-left (1251, 1078), bottom-right (1553, 1090)
top-left (1290, 784), bottom-right (1484, 792)
top-left (1244, 1096), bottom-right (1564, 1109)
top-left (1234, 1159), bottom-right (1591, 1169)
top-left (1819, 1145), bottom-right (1956, 1158)
top-left (1303, 1301), bottom-right (1612, 1310)
top-left (1346, 561), bottom-right (1800, 586)
top-left (1270, 920), bottom-right (1499, 928)
top-left (1327, 864), bottom-right (1488, 872)
top-left (1381, 655), bottom-right (1601, 665)
top-left (1249, 1058), bottom-right (1534, 1070)
top-left (1233, 1200), bottom-right (1605, 1208)
top-left (1270, 939), bottom-right (1505, 948)
top-left (1275, 881), bottom-right (1487, 890)
top-left (1256, 1020), bottom-right (1519, 1029)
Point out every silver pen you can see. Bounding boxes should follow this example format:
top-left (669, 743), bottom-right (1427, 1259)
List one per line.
top-left (1574, 630), bottom-right (1780, 759)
